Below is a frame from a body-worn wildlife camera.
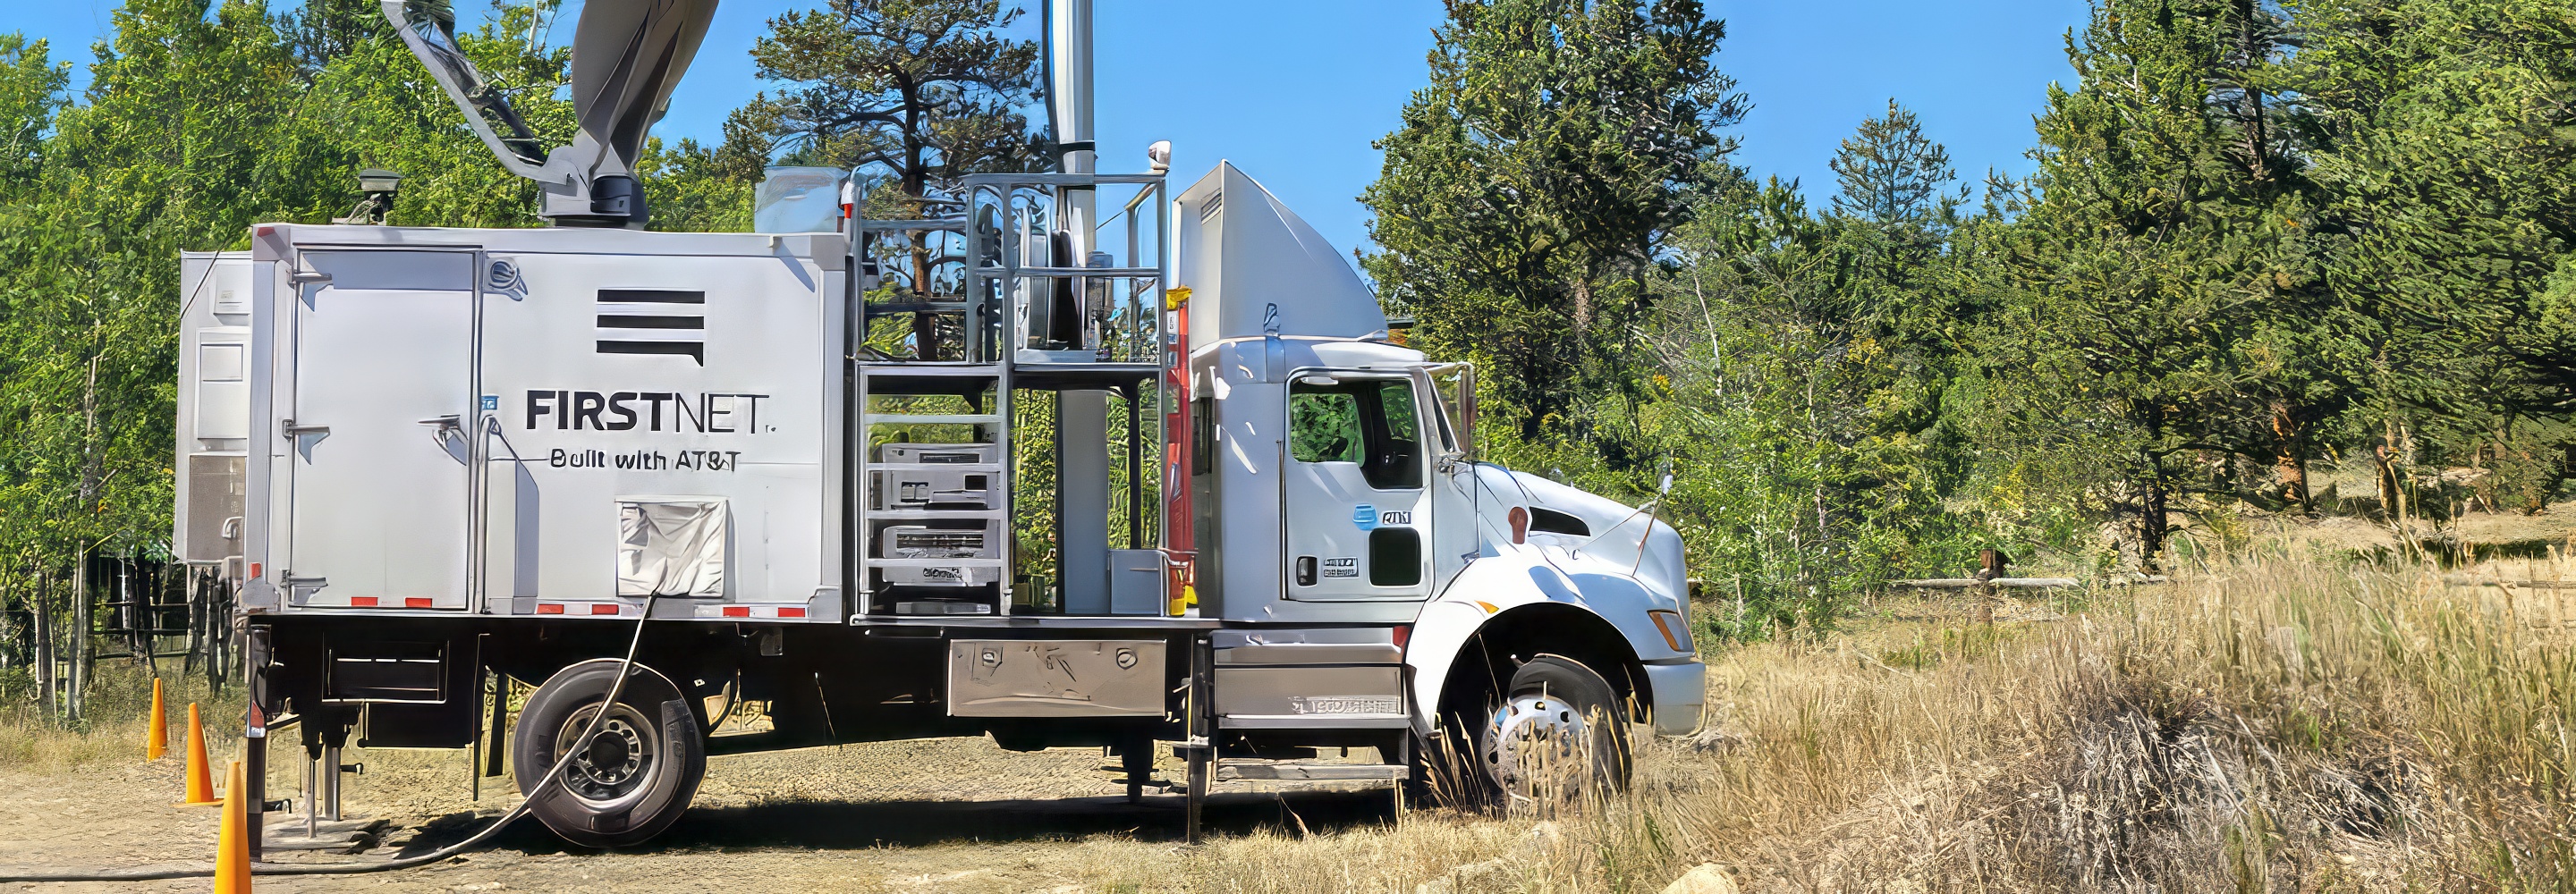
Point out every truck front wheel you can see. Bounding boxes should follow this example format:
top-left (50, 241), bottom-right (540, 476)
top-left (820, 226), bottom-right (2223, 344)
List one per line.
top-left (513, 659), bottom-right (707, 848)
top-left (1473, 654), bottom-right (1631, 805)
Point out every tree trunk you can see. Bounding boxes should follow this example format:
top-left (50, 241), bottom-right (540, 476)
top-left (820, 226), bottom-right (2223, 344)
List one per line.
top-left (2372, 442), bottom-right (2395, 519)
top-left (31, 573), bottom-right (53, 717)
top-left (2271, 401), bottom-right (2311, 514)
top-left (182, 569), bottom-right (199, 679)
top-left (131, 559), bottom-right (157, 679)
top-left (2139, 468), bottom-right (2171, 572)
top-left (68, 551), bottom-right (89, 722)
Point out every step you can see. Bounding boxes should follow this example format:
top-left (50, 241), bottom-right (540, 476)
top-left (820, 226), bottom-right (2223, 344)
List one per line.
top-left (863, 508), bottom-right (1007, 520)
top-left (979, 265), bottom-right (1162, 279)
top-left (863, 413), bottom-right (1002, 426)
top-left (1216, 761), bottom-right (1410, 782)
top-left (864, 558), bottom-right (1006, 568)
top-left (860, 364), bottom-right (1004, 377)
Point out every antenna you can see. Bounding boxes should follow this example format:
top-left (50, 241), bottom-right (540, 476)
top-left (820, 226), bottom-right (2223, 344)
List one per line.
top-left (381, 0), bottom-right (718, 229)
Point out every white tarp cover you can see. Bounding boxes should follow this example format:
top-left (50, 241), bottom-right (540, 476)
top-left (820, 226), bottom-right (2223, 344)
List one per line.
top-left (617, 499), bottom-right (727, 597)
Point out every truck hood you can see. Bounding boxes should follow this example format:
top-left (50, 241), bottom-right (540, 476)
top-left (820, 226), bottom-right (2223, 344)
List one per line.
top-left (1471, 466), bottom-right (1689, 612)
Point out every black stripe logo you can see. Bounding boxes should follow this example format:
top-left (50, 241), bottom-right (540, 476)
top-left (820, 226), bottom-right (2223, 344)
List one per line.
top-left (597, 290), bottom-right (705, 364)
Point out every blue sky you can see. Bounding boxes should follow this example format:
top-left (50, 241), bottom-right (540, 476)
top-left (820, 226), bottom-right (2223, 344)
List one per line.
top-left (4, 1), bottom-right (2088, 255)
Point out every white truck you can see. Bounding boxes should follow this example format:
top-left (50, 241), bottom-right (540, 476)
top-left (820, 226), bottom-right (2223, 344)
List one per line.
top-left (174, 0), bottom-right (1702, 849)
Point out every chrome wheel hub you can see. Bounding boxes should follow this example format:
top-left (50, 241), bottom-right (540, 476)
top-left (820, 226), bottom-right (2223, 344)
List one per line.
top-left (558, 704), bottom-right (656, 806)
top-left (1485, 690), bottom-right (1592, 797)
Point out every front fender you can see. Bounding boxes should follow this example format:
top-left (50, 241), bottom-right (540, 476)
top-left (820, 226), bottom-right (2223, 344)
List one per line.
top-left (1405, 546), bottom-right (1692, 733)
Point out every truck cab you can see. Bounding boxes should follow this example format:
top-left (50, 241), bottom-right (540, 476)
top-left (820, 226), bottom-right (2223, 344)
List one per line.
top-left (174, 0), bottom-right (1704, 849)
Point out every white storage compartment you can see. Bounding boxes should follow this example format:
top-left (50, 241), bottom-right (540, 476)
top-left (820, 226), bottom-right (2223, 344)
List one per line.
top-left (238, 225), bottom-right (847, 619)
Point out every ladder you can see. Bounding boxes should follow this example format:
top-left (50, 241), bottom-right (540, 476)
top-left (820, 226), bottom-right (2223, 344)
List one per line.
top-left (849, 172), bottom-right (1171, 618)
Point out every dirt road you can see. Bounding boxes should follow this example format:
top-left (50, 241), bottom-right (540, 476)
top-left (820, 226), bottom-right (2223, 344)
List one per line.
top-left (0, 736), bottom-right (1415, 893)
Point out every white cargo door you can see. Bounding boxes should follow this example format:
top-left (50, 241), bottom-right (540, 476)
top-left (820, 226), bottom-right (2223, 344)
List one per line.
top-left (1282, 372), bottom-right (1432, 601)
top-left (284, 250), bottom-right (477, 609)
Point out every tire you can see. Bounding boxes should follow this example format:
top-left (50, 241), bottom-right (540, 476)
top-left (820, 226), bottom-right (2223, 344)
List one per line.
top-left (1469, 654), bottom-right (1631, 806)
top-left (513, 659), bottom-right (706, 848)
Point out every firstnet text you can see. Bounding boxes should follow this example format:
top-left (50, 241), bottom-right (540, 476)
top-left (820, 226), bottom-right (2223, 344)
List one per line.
top-left (525, 390), bottom-right (770, 434)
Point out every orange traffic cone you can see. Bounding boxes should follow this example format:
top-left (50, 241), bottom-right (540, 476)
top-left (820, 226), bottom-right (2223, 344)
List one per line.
top-left (213, 759), bottom-right (251, 893)
top-left (177, 704), bottom-right (221, 806)
top-left (144, 679), bottom-right (166, 761)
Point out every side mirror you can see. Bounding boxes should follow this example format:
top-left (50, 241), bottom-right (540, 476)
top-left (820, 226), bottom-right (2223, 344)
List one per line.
top-left (1436, 448), bottom-right (1468, 474)
top-left (1428, 363), bottom-right (1476, 463)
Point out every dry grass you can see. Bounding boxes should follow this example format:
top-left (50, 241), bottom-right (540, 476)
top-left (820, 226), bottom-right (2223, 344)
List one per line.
top-left (1493, 555), bottom-right (2576, 892)
top-left (0, 663), bottom-right (241, 772)
top-left (6, 556), bottom-right (2572, 893)
top-left (1043, 556), bottom-right (2566, 891)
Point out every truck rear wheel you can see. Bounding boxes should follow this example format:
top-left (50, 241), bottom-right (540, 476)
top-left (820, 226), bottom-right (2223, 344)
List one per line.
top-left (513, 659), bottom-right (706, 848)
top-left (1473, 654), bottom-right (1631, 806)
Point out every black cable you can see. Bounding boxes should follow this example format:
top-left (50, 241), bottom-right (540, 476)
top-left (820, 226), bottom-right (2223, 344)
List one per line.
top-left (0, 595), bottom-right (662, 883)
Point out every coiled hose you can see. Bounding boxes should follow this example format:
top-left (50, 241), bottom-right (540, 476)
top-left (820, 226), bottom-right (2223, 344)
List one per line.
top-left (0, 595), bottom-right (660, 883)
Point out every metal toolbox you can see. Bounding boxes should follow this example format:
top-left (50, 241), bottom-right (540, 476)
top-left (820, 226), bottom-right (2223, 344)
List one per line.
top-left (946, 639), bottom-right (1165, 717)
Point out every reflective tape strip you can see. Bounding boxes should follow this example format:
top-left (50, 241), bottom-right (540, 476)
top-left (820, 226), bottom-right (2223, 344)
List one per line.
top-left (691, 604), bottom-right (813, 620)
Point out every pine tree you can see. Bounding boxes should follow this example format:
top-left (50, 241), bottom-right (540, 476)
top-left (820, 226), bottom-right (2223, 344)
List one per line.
top-left (2293, 0), bottom-right (2576, 513)
top-left (724, 0), bottom-right (1044, 206)
top-left (1828, 99), bottom-right (1962, 230)
top-left (1361, 0), bottom-right (1746, 447)
top-left (1989, 0), bottom-right (2309, 568)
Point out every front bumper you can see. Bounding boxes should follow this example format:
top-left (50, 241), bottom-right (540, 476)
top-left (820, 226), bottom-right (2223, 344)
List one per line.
top-left (1641, 660), bottom-right (1707, 736)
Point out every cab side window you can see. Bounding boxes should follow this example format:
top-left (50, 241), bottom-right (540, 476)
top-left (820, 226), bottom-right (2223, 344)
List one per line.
top-left (1288, 378), bottom-right (1423, 490)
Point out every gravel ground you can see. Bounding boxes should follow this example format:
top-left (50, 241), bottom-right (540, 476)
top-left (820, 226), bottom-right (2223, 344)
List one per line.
top-left (0, 735), bottom-right (1404, 893)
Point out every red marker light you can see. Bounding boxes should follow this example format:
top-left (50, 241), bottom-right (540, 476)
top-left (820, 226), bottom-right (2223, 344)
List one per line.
top-left (1508, 506), bottom-right (1530, 544)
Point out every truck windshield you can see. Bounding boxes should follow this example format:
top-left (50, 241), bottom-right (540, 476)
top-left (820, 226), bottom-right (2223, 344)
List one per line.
top-left (1288, 378), bottom-right (1423, 490)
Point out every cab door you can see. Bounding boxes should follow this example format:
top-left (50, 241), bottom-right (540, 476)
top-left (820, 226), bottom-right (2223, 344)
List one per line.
top-left (1281, 371), bottom-right (1431, 601)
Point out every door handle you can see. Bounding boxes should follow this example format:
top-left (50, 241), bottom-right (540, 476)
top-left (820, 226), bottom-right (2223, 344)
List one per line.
top-left (418, 415), bottom-right (463, 443)
top-left (418, 415), bottom-right (468, 463)
top-left (281, 419), bottom-right (330, 436)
